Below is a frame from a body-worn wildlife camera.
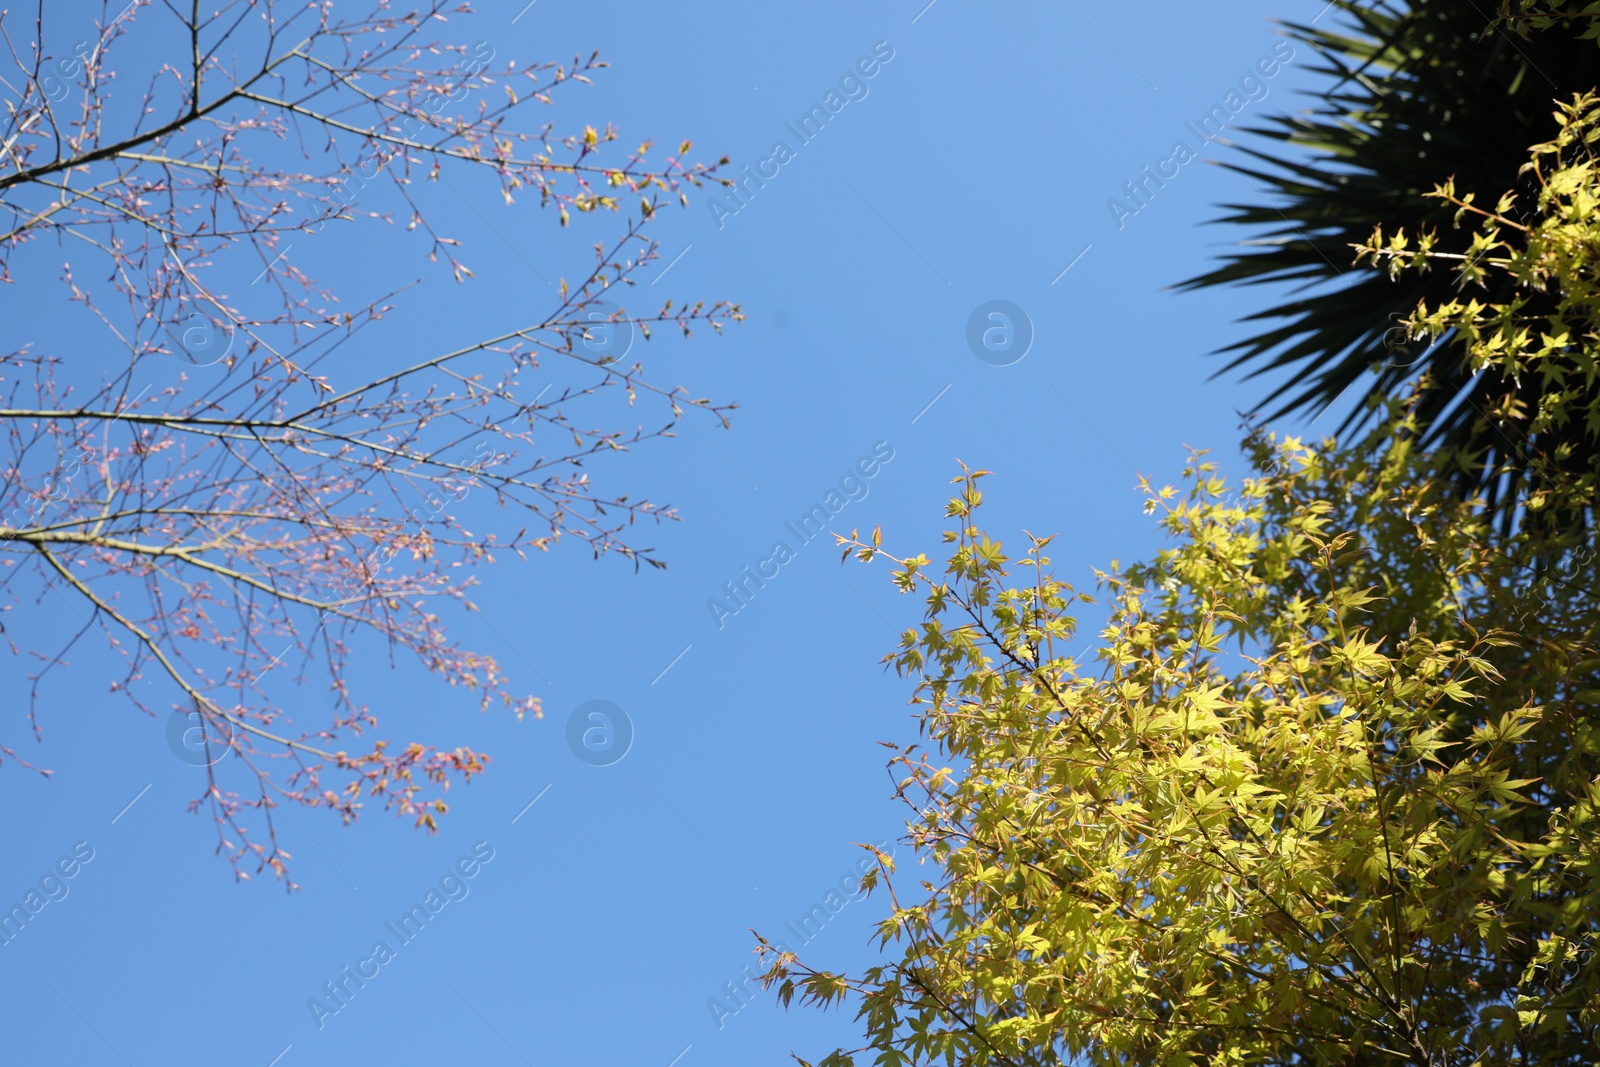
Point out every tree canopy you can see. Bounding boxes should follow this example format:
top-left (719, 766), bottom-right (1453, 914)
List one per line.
top-left (768, 22), bottom-right (1600, 1065)
top-left (777, 417), bottom-right (1598, 1062)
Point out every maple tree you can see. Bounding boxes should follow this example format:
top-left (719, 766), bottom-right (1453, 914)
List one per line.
top-left (769, 82), bottom-right (1600, 1067)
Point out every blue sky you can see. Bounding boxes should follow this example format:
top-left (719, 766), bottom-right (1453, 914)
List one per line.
top-left (1, 0), bottom-right (1348, 1063)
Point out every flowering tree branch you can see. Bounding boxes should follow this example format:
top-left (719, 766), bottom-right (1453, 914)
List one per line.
top-left (0, 0), bottom-right (740, 886)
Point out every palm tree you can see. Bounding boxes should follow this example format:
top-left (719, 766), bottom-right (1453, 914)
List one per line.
top-left (1183, 0), bottom-right (1600, 532)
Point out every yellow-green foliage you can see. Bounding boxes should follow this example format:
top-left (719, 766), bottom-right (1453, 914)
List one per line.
top-left (769, 428), bottom-right (1600, 1065)
top-left (763, 83), bottom-right (1600, 1067)
top-left (1496, 1), bottom-right (1600, 44)
top-left (1357, 92), bottom-right (1600, 526)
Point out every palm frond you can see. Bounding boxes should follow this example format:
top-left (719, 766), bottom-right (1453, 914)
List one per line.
top-left (1183, 0), bottom-right (1600, 530)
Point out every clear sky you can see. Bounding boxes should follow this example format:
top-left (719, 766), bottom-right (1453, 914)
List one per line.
top-left (1, 0), bottom-right (1344, 1063)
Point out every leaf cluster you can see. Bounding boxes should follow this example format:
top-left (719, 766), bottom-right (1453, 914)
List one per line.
top-left (784, 429), bottom-right (1600, 1065)
top-left (1355, 91), bottom-right (1600, 537)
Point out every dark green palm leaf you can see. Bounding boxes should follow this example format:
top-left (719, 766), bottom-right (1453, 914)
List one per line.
top-left (1183, 0), bottom-right (1600, 531)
